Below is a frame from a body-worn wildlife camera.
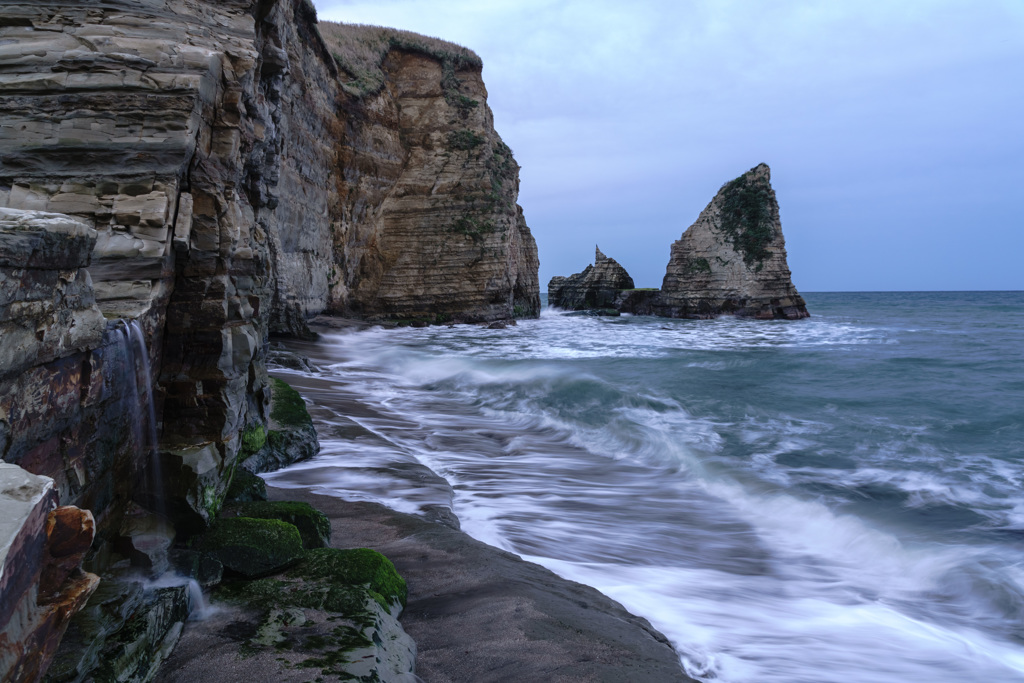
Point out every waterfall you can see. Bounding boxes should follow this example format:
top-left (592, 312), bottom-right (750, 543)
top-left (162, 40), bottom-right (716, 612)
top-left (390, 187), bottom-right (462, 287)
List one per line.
top-left (127, 320), bottom-right (159, 456)
top-left (118, 319), bottom-right (165, 519)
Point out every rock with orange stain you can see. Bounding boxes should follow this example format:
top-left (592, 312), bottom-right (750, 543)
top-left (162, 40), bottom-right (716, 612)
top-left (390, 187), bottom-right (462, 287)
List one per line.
top-left (0, 466), bottom-right (99, 683)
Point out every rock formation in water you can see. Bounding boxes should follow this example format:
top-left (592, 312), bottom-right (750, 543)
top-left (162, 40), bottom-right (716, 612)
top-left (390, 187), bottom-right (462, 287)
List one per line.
top-left (656, 164), bottom-right (808, 319)
top-left (548, 246), bottom-right (635, 310)
top-left (0, 1), bottom-right (538, 679)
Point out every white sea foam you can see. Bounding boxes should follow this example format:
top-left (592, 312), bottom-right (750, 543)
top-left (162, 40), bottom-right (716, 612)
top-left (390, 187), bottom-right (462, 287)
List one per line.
top-left (269, 304), bottom-right (1024, 682)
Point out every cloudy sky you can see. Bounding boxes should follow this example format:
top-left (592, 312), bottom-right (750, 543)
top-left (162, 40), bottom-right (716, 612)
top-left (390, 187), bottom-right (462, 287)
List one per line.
top-left (313, 0), bottom-right (1023, 291)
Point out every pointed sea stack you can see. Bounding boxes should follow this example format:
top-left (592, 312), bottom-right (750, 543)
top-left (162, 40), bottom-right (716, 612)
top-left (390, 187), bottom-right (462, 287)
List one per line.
top-left (548, 246), bottom-right (635, 310)
top-left (655, 164), bottom-right (808, 319)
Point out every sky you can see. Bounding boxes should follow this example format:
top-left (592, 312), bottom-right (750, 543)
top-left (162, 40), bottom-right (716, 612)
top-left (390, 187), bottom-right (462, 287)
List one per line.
top-left (314, 0), bottom-right (1024, 291)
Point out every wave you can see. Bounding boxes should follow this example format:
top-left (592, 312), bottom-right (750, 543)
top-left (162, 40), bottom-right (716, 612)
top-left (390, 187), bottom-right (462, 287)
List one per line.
top-left (274, 305), bottom-right (1024, 682)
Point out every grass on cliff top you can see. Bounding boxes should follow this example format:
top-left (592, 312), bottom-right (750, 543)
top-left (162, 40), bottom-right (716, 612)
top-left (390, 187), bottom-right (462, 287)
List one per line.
top-left (318, 21), bottom-right (482, 97)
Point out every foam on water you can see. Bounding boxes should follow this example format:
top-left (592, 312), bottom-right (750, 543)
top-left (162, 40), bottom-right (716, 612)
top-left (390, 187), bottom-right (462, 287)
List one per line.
top-left (271, 292), bottom-right (1024, 682)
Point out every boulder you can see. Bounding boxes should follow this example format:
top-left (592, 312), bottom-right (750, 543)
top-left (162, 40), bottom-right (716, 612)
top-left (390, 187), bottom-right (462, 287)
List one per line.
top-left (240, 378), bottom-right (319, 475)
top-left (225, 468), bottom-right (268, 504)
top-left (227, 501), bottom-right (331, 550)
top-left (196, 518), bottom-right (305, 578)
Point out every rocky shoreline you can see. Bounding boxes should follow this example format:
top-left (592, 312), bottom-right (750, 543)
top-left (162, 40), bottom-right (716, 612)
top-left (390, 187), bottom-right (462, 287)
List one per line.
top-left (161, 486), bottom-right (692, 682)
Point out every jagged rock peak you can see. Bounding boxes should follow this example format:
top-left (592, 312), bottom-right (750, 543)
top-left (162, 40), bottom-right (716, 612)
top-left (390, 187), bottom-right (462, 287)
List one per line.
top-left (655, 163), bottom-right (808, 320)
top-left (548, 248), bottom-right (635, 310)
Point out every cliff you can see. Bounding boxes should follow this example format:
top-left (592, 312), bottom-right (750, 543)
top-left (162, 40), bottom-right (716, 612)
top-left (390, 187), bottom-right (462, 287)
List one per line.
top-left (656, 164), bottom-right (808, 319)
top-left (0, 1), bottom-right (538, 679)
top-left (548, 246), bottom-right (635, 310)
top-left (319, 23), bottom-right (540, 323)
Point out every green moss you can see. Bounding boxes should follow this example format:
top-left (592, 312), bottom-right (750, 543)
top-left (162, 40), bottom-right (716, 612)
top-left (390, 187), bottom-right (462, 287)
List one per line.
top-left (447, 129), bottom-right (485, 151)
top-left (240, 425), bottom-right (267, 459)
top-left (718, 170), bottom-right (776, 270)
top-left (451, 215), bottom-right (496, 242)
top-left (215, 547), bottom-right (409, 680)
top-left (197, 517), bottom-right (304, 578)
top-left (683, 257), bottom-right (712, 275)
top-left (233, 501), bottom-right (331, 549)
top-left (226, 468), bottom-right (268, 503)
top-left (270, 378), bottom-right (311, 428)
top-left (296, 548), bottom-right (407, 609)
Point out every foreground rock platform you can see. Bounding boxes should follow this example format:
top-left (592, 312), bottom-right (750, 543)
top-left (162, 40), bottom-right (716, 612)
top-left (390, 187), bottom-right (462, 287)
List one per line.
top-left (159, 486), bottom-right (692, 682)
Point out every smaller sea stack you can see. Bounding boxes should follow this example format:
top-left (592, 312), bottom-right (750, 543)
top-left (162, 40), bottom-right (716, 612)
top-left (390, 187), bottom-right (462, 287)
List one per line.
top-left (548, 246), bottom-right (635, 310)
top-left (656, 164), bottom-right (809, 320)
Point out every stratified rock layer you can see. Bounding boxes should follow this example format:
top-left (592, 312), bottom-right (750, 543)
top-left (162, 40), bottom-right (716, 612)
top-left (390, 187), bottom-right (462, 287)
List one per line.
top-left (656, 164), bottom-right (808, 319)
top-left (548, 246), bottom-right (635, 310)
top-left (320, 24), bottom-right (540, 323)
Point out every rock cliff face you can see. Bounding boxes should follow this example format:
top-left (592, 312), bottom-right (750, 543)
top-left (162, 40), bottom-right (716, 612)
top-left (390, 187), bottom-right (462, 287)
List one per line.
top-left (0, 0), bottom-right (537, 529)
top-left (656, 164), bottom-right (808, 319)
top-left (548, 246), bottom-right (634, 310)
top-left (0, 2), bottom-right (537, 679)
top-left (319, 24), bottom-right (540, 323)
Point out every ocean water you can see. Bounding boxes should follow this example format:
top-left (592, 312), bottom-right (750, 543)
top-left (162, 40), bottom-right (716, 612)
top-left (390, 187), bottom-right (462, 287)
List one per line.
top-left (265, 291), bottom-right (1024, 682)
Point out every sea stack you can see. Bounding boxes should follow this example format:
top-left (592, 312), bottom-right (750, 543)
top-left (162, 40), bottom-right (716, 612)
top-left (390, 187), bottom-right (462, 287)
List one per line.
top-left (655, 163), bottom-right (808, 319)
top-left (548, 246), bottom-right (635, 310)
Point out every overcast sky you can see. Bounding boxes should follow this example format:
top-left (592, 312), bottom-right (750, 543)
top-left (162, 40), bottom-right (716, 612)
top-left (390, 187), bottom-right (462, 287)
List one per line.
top-left (314, 0), bottom-right (1024, 291)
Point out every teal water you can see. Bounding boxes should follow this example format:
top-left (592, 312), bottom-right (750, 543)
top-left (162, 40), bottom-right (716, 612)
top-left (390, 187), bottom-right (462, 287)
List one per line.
top-left (268, 291), bottom-right (1024, 682)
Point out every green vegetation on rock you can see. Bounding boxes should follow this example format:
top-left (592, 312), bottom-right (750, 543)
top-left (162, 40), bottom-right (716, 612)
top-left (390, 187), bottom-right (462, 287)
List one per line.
top-left (216, 547), bottom-right (410, 679)
top-left (226, 468), bottom-right (268, 503)
top-left (297, 548), bottom-right (408, 609)
top-left (270, 378), bottom-right (311, 428)
top-left (232, 501), bottom-right (331, 549)
top-left (718, 170), bottom-right (776, 270)
top-left (447, 129), bottom-right (485, 151)
top-left (239, 424), bottom-right (266, 459)
top-left (197, 517), bottom-right (304, 578)
top-left (683, 257), bottom-right (712, 275)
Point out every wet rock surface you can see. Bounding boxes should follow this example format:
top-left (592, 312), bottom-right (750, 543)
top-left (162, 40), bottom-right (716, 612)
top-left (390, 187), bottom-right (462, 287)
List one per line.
top-left (265, 488), bottom-right (693, 683)
top-left (1, 464), bottom-right (99, 683)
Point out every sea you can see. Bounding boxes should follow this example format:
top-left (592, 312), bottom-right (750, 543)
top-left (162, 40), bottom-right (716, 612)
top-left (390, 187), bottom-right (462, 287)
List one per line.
top-left (265, 291), bottom-right (1024, 682)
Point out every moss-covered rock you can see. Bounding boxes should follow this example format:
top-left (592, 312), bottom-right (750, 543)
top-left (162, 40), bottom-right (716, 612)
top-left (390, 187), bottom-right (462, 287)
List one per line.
top-left (270, 378), bottom-right (311, 428)
top-left (239, 378), bottom-right (320, 474)
top-left (229, 501), bottom-right (330, 549)
top-left (225, 468), bottom-right (268, 503)
top-left (213, 548), bottom-right (414, 680)
top-left (296, 548), bottom-right (407, 609)
top-left (239, 424), bottom-right (267, 459)
top-left (196, 518), bottom-right (304, 578)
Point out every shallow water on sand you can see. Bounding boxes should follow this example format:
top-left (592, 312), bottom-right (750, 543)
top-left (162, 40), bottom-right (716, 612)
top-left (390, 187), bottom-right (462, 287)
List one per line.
top-left (267, 292), bottom-right (1024, 682)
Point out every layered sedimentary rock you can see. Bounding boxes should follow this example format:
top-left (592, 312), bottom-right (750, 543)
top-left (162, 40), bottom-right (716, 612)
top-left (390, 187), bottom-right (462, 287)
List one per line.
top-left (0, 0), bottom-right (537, 528)
top-left (320, 24), bottom-right (540, 322)
top-left (0, 2), bottom-right (538, 679)
top-left (656, 164), bottom-right (808, 319)
top-left (548, 246), bottom-right (635, 310)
